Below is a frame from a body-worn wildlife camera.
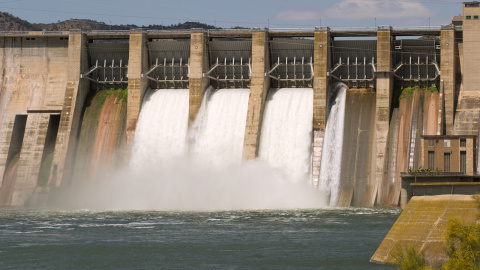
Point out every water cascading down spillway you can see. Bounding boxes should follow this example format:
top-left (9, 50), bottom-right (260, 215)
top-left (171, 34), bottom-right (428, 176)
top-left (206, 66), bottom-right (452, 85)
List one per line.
top-left (130, 86), bottom-right (250, 169)
top-left (64, 85), bottom-right (325, 210)
top-left (190, 87), bottom-right (250, 168)
top-left (258, 88), bottom-right (313, 182)
top-left (130, 88), bottom-right (190, 170)
top-left (319, 83), bottom-right (377, 207)
top-left (319, 84), bottom-right (347, 206)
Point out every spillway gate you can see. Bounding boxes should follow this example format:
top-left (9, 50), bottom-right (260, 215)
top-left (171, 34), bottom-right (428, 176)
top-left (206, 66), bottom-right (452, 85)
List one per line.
top-left (81, 41), bottom-right (129, 88)
top-left (207, 40), bottom-right (252, 89)
top-left (144, 40), bottom-right (191, 89)
top-left (268, 39), bottom-right (314, 88)
top-left (393, 39), bottom-right (440, 87)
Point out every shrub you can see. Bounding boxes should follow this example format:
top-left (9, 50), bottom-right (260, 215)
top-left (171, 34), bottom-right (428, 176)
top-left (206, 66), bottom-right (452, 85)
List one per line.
top-left (393, 245), bottom-right (432, 270)
top-left (443, 218), bottom-right (480, 270)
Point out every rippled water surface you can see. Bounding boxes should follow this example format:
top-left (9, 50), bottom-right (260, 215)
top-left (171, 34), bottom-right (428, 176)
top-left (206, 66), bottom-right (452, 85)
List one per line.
top-left (0, 208), bottom-right (399, 269)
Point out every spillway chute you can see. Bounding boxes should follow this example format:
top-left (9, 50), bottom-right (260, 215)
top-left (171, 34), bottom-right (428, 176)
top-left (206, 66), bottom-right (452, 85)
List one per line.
top-left (318, 83), bottom-right (347, 206)
top-left (258, 87), bottom-right (313, 183)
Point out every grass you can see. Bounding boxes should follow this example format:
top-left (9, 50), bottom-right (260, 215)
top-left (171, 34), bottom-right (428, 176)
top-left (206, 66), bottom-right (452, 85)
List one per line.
top-left (392, 86), bottom-right (439, 108)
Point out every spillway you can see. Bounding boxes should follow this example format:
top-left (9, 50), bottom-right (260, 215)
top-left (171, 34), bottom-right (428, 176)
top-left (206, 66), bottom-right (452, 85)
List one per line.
top-left (319, 84), bottom-right (347, 206)
top-left (339, 89), bottom-right (376, 207)
top-left (319, 84), bottom-right (376, 207)
top-left (191, 87), bottom-right (250, 168)
top-left (130, 88), bottom-right (189, 169)
top-left (258, 88), bottom-right (313, 182)
top-left (74, 89), bottom-right (127, 181)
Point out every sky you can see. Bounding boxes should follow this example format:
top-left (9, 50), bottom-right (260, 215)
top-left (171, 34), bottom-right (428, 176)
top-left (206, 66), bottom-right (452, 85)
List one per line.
top-left (0, 0), bottom-right (465, 29)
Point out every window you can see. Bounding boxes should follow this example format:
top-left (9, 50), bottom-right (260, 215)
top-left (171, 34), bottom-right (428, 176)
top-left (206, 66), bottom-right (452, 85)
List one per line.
top-left (466, 3), bottom-right (480, 7)
top-left (460, 138), bottom-right (467, 147)
top-left (428, 151), bottom-right (435, 169)
top-left (461, 151), bottom-right (467, 173)
top-left (444, 153), bottom-right (451, 172)
top-left (475, 15), bottom-right (480, 19)
top-left (467, 15), bottom-right (473, 19)
top-left (444, 139), bottom-right (451, 147)
top-left (428, 139), bottom-right (435, 147)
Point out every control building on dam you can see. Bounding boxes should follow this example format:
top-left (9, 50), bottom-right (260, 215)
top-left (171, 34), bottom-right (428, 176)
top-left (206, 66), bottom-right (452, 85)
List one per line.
top-left (0, 2), bottom-right (477, 207)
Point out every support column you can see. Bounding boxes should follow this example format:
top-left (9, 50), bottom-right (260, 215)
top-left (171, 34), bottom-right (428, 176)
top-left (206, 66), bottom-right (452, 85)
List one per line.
top-left (242, 30), bottom-right (270, 161)
top-left (125, 32), bottom-right (148, 152)
top-left (189, 30), bottom-right (210, 122)
top-left (312, 28), bottom-right (331, 186)
top-left (49, 31), bottom-right (89, 187)
top-left (373, 28), bottom-right (393, 206)
top-left (10, 114), bottom-right (50, 205)
top-left (441, 27), bottom-right (456, 135)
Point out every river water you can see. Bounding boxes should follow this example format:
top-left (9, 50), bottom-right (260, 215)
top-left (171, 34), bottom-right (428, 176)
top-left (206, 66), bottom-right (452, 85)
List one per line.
top-left (0, 207), bottom-right (398, 269)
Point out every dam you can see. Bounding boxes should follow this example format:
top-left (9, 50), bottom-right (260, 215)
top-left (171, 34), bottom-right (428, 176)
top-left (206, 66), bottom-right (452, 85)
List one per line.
top-left (0, 10), bottom-right (473, 208)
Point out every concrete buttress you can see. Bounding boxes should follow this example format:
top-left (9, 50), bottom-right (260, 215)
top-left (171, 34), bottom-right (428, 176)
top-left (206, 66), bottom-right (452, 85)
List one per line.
top-left (189, 30), bottom-right (210, 123)
top-left (373, 29), bottom-right (393, 206)
top-left (126, 32), bottom-right (148, 154)
top-left (441, 28), bottom-right (456, 135)
top-left (312, 29), bottom-right (330, 186)
top-left (49, 31), bottom-right (89, 188)
top-left (0, 35), bottom-right (70, 205)
top-left (242, 30), bottom-right (270, 161)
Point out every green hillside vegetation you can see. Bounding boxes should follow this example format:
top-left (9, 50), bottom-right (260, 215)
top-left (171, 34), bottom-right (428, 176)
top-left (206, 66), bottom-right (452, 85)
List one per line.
top-left (0, 11), bottom-right (219, 31)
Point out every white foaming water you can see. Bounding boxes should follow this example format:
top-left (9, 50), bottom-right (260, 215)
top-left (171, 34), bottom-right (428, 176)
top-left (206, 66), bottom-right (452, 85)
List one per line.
top-left (191, 87), bottom-right (250, 168)
top-left (56, 86), bottom-right (326, 211)
top-left (259, 88), bottom-right (313, 182)
top-left (130, 88), bottom-right (189, 169)
top-left (60, 160), bottom-right (326, 211)
top-left (319, 84), bottom-right (347, 206)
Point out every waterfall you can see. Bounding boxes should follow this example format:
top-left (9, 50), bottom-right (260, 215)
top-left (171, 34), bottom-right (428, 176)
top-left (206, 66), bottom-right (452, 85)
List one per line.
top-left (258, 88), bottom-right (313, 182)
top-left (60, 87), bottom-right (326, 210)
top-left (130, 88), bottom-right (189, 170)
top-left (319, 84), bottom-right (347, 206)
top-left (191, 87), bottom-right (250, 168)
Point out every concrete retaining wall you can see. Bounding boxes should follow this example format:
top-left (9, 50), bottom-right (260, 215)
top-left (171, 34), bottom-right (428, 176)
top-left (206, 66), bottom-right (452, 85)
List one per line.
top-left (371, 195), bottom-right (478, 265)
top-left (0, 36), bottom-right (68, 205)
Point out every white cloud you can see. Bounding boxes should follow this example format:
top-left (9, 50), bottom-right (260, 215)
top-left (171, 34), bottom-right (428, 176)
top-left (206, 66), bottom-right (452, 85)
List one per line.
top-left (323, 0), bottom-right (433, 19)
top-left (276, 10), bottom-right (322, 21)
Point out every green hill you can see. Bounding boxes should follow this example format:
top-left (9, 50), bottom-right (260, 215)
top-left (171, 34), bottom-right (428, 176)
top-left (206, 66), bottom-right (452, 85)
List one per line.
top-left (0, 11), bottom-right (218, 31)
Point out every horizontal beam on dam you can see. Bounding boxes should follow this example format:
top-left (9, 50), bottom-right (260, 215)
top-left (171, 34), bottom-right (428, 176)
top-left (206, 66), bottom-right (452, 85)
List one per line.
top-left (0, 29), bottom-right (445, 39)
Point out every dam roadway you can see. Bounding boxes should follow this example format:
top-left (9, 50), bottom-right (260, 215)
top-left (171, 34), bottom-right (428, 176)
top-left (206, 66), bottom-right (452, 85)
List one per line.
top-left (0, 26), bottom-right (459, 207)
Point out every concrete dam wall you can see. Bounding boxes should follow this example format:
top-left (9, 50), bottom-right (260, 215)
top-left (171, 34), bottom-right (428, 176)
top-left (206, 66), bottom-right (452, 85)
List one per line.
top-left (0, 27), bottom-right (462, 208)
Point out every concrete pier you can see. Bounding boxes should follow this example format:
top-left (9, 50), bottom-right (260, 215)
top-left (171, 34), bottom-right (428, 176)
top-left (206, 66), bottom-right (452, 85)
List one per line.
top-left (49, 32), bottom-right (88, 188)
top-left (188, 30), bottom-right (210, 123)
top-left (311, 29), bottom-right (330, 185)
top-left (242, 30), bottom-right (269, 161)
top-left (125, 32), bottom-right (148, 154)
top-left (441, 28), bottom-right (456, 135)
top-left (373, 28), bottom-right (393, 207)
